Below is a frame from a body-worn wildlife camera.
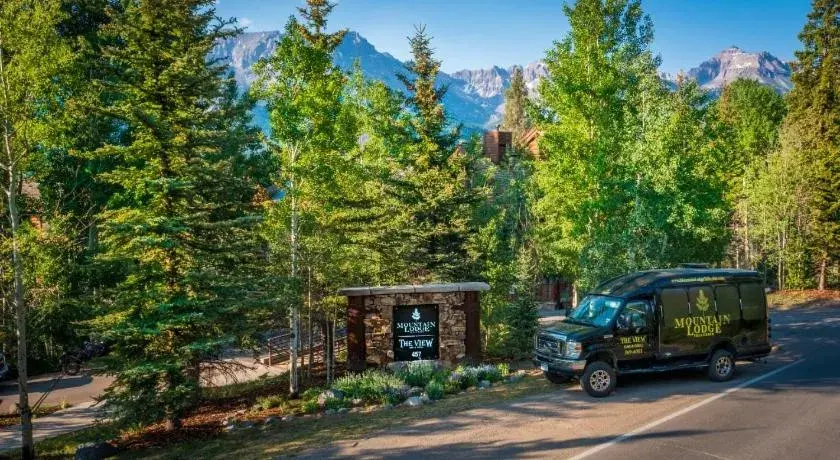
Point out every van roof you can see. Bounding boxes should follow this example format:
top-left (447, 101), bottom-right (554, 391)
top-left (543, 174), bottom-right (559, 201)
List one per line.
top-left (592, 268), bottom-right (763, 298)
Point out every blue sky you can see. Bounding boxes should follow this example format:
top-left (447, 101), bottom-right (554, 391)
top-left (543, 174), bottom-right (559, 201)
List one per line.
top-left (214, 1), bottom-right (812, 75)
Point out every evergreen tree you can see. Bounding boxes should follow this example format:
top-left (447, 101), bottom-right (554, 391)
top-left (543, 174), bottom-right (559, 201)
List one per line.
top-left (0, 1), bottom-right (69, 455)
top-left (786, 0), bottom-right (840, 289)
top-left (396, 25), bottom-right (476, 281)
top-left (88, 0), bottom-right (268, 429)
top-left (501, 66), bottom-right (531, 145)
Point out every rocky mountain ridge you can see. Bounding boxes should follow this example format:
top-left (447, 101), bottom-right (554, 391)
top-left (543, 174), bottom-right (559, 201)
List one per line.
top-left (212, 31), bottom-right (792, 130)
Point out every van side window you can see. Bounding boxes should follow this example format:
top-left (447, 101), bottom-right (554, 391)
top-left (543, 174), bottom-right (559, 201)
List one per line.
top-left (715, 285), bottom-right (740, 317)
top-left (688, 286), bottom-right (715, 315)
top-left (740, 283), bottom-right (765, 320)
top-left (660, 288), bottom-right (689, 321)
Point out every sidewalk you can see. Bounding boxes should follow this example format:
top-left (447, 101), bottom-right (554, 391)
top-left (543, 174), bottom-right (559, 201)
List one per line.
top-left (0, 400), bottom-right (102, 452)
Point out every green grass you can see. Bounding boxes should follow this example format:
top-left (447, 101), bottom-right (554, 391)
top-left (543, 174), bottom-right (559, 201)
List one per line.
top-left (2, 423), bottom-right (121, 459)
top-left (122, 372), bottom-right (553, 459)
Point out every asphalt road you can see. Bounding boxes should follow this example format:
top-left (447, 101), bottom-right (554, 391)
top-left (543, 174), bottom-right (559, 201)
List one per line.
top-left (301, 305), bottom-right (840, 459)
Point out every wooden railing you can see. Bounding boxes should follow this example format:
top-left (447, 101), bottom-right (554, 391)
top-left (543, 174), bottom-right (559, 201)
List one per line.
top-left (265, 328), bottom-right (346, 366)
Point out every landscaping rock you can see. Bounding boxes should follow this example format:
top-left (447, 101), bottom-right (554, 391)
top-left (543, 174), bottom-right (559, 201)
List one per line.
top-left (318, 389), bottom-right (345, 406)
top-left (478, 380), bottom-right (492, 389)
top-left (420, 394), bottom-right (431, 404)
top-left (281, 416), bottom-right (293, 422)
top-left (325, 409), bottom-right (336, 415)
top-left (382, 403), bottom-right (394, 410)
top-left (337, 407), bottom-right (349, 414)
top-left (397, 384), bottom-right (411, 398)
top-left (404, 396), bottom-right (424, 407)
top-left (408, 386), bottom-right (424, 397)
top-left (507, 372), bottom-right (525, 384)
top-left (240, 421), bottom-right (255, 429)
top-left (352, 398), bottom-right (363, 406)
top-left (75, 442), bottom-right (120, 460)
top-left (264, 416), bottom-right (278, 425)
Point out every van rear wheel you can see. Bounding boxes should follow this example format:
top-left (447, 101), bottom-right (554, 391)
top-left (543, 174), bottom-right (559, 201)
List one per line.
top-left (581, 361), bottom-right (616, 397)
top-left (708, 349), bottom-right (735, 382)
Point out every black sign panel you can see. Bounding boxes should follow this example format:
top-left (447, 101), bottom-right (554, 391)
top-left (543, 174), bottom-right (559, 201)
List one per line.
top-left (393, 304), bottom-right (439, 361)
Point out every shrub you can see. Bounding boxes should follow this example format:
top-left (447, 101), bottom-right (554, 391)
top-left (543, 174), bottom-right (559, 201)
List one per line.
top-left (455, 364), bottom-right (508, 387)
top-left (425, 380), bottom-right (444, 400)
top-left (301, 387), bottom-right (322, 402)
top-left (302, 400), bottom-right (319, 414)
top-left (332, 370), bottom-right (406, 405)
top-left (324, 397), bottom-right (348, 411)
top-left (396, 361), bottom-right (437, 387)
top-left (496, 363), bottom-right (510, 378)
top-left (253, 395), bottom-right (285, 412)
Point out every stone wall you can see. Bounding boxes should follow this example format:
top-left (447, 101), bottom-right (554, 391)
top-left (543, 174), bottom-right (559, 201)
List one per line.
top-left (363, 291), bottom-right (467, 366)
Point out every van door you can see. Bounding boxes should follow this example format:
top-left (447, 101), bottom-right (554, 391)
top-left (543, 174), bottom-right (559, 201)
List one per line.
top-left (658, 288), bottom-right (693, 357)
top-left (615, 300), bottom-right (656, 368)
top-left (687, 286), bottom-right (717, 354)
top-left (739, 282), bottom-right (768, 347)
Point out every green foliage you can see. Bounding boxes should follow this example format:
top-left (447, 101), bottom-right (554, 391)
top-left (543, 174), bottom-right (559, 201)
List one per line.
top-left (785, 0), bottom-right (840, 288)
top-left (332, 370), bottom-right (406, 405)
top-left (253, 395), bottom-right (285, 412)
top-left (394, 26), bottom-right (479, 281)
top-left (424, 380), bottom-right (444, 400)
top-left (84, 0), bottom-right (270, 428)
top-left (323, 397), bottom-right (349, 411)
top-left (501, 66), bottom-right (531, 143)
top-left (533, 0), bottom-right (730, 289)
top-left (301, 387), bottom-right (323, 402)
top-left (302, 400), bottom-right (319, 414)
top-left (396, 361), bottom-right (438, 387)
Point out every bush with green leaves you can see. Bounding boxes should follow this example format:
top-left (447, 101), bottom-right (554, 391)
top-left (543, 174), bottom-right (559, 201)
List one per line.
top-left (302, 400), bottom-right (319, 414)
top-left (332, 370), bottom-right (406, 405)
top-left (301, 387), bottom-right (323, 402)
top-left (396, 361), bottom-right (439, 387)
top-left (425, 380), bottom-right (444, 400)
top-left (253, 395), bottom-right (285, 412)
top-left (324, 397), bottom-right (349, 411)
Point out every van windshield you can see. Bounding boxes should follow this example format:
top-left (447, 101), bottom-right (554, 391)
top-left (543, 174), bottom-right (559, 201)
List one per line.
top-left (566, 295), bottom-right (622, 327)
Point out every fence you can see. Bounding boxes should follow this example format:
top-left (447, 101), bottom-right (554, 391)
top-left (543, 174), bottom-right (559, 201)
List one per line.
top-left (265, 327), bottom-right (346, 367)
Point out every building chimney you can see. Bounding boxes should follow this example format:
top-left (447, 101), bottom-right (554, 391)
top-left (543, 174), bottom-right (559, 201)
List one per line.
top-left (483, 129), bottom-right (512, 165)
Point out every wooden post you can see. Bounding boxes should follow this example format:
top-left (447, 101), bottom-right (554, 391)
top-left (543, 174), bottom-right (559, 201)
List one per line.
top-left (462, 291), bottom-right (481, 363)
top-left (346, 295), bottom-right (366, 372)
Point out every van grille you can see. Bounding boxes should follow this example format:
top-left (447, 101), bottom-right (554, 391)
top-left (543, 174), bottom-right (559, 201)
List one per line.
top-left (536, 333), bottom-right (565, 355)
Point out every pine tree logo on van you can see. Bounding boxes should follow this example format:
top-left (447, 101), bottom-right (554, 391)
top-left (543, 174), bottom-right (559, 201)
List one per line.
top-left (696, 290), bottom-right (710, 313)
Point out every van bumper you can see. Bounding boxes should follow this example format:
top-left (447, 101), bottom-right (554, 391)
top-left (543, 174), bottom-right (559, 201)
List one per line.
top-left (533, 351), bottom-right (586, 376)
top-left (737, 343), bottom-right (773, 360)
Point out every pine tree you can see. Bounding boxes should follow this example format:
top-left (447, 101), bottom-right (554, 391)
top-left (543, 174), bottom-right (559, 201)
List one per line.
top-left (787, 0), bottom-right (840, 289)
top-left (88, 0), bottom-right (268, 429)
top-left (396, 25), bottom-right (476, 281)
top-left (0, 1), bottom-right (69, 456)
top-left (501, 66), bottom-right (531, 145)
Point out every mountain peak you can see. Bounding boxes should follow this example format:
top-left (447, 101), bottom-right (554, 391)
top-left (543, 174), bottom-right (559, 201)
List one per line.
top-left (686, 47), bottom-right (792, 93)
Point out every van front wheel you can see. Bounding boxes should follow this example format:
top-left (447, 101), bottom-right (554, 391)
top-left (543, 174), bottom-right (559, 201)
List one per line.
top-left (708, 349), bottom-right (735, 382)
top-left (582, 361), bottom-right (616, 397)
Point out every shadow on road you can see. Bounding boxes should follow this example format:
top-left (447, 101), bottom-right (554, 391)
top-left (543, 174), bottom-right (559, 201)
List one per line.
top-left (0, 374), bottom-right (93, 396)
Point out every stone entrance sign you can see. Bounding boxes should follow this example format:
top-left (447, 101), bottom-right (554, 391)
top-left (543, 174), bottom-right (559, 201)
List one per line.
top-left (393, 304), bottom-right (439, 361)
top-left (339, 283), bottom-right (490, 371)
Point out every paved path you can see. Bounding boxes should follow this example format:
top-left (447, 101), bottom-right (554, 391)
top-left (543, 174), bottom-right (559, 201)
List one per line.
top-left (0, 401), bottom-right (102, 451)
top-left (297, 305), bottom-right (840, 459)
top-left (0, 357), bottom-right (288, 452)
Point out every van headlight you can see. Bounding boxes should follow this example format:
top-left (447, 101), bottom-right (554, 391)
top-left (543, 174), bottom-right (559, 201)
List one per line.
top-left (564, 340), bottom-right (582, 359)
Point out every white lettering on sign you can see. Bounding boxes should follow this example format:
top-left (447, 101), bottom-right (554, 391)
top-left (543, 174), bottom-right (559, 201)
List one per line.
top-left (395, 321), bottom-right (437, 334)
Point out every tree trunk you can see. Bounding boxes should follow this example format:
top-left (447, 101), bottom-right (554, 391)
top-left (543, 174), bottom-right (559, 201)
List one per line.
top-left (306, 267), bottom-right (313, 378)
top-left (8, 170), bottom-right (33, 459)
top-left (818, 255), bottom-right (827, 292)
top-left (288, 146), bottom-right (299, 397)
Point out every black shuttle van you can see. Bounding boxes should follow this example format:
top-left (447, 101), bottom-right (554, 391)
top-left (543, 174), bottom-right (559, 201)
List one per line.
top-left (533, 269), bottom-right (772, 397)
